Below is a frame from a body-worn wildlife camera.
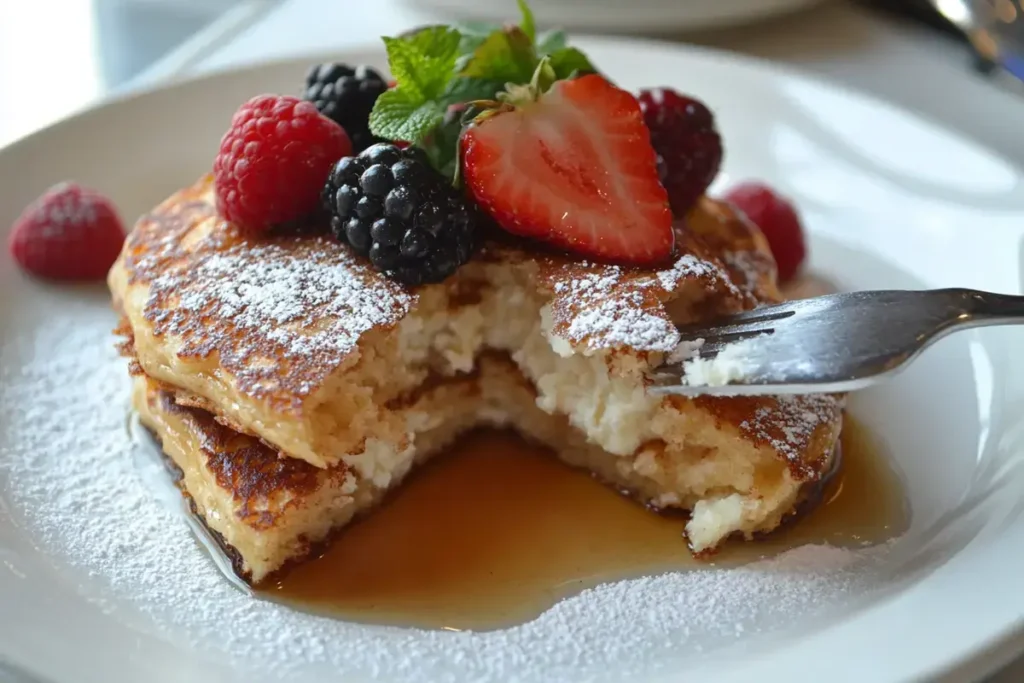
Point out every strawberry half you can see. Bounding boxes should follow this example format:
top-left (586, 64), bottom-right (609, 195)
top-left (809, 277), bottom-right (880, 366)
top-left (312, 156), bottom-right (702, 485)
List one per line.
top-left (461, 73), bottom-right (674, 265)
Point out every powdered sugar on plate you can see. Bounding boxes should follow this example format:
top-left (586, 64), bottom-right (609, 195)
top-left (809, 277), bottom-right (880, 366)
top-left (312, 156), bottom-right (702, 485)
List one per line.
top-left (0, 305), bottom-right (895, 683)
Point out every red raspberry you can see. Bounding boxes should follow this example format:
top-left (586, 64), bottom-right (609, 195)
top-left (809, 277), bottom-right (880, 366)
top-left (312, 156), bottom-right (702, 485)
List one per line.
top-left (8, 183), bottom-right (125, 281)
top-left (724, 181), bottom-right (807, 283)
top-left (637, 88), bottom-right (723, 217)
top-left (213, 94), bottom-right (352, 233)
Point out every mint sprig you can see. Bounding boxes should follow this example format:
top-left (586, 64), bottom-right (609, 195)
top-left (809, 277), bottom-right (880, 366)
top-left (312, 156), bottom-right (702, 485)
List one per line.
top-left (369, 93), bottom-right (446, 146)
top-left (454, 21), bottom-right (499, 62)
top-left (369, 26), bottom-right (461, 145)
top-left (548, 47), bottom-right (595, 79)
top-left (461, 26), bottom-right (537, 84)
top-left (439, 77), bottom-right (507, 107)
top-left (536, 29), bottom-right (567, 54)
top-left (367, 0), bottom-right (598, 181)
top-left (449, 1), bottom-right (594, 106)
top-left (453, 0), bottom-right (535, 61)
top-left (384, 27), bottom-right (461, 99)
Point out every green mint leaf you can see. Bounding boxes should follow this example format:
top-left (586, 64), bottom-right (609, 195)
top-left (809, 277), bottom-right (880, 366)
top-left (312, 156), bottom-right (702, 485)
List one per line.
top-left (548, 47), bottom-right (595, 80)
top-left (455, 21), bottom-right (501, 38)
top-left (382, 26), bottom-right (462, 101)
top-left (454, 21), bottom-right (500, 72)
top-left (368, 89), bottom-right (444, 145)
top-left (536, 29), bottom-right (567, 55)
top-left (438, 77), bottom-right (507, 107)
top-left (517, 0), bottom-right (536, 43)
top-left (421, 111), bottom-right (464, 181)
top-left (455, 21), bottom-right (500, 51)
top-left (461, 27), bottom-right (537, 84)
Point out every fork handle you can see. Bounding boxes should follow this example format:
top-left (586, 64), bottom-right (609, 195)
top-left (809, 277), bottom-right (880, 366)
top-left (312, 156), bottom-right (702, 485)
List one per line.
top-left (961, 289), bottom-right (1024, 325)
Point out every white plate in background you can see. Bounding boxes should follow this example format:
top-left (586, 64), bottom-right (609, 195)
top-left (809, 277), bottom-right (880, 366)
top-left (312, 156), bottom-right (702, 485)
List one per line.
top-left (400, 0), bottom-right (828, 32)
top-left (2, 35), bottom-right (1024, 683)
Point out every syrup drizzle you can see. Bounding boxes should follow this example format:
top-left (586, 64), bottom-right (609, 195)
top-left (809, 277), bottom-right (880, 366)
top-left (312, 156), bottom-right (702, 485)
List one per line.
top-left (266, 419), bottom-right (905, 631)
top-left (133, 407), bottom-right (906, 632)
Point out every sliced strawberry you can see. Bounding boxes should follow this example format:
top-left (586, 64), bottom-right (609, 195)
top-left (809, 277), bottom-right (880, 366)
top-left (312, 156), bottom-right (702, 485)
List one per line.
top-left (461, 75), bottom-right (674, 265)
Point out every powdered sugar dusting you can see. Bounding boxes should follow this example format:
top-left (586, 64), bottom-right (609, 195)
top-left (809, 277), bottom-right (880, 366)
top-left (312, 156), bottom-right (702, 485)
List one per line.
top-left (121, 180), bottom-right (413, 403)
top-left (739, 394), bottom-right (844, 468)
top-left (656, 253), bottom-right (728, 293)
top-left (564, 289), bottom-right (681, 351)
top-left (544, 251), bottom-right (744, 353)
top-left (158, 242), bottom-right (410, 362)
top-left (0, 302), bottom-right (891, 682)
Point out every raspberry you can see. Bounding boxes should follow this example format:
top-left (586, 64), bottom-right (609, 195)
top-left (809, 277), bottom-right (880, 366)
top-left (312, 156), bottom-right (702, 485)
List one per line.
top-left (7, 182), bottom-right (126, 281)
top-left (323, 143), bottom-right (479, 286)
top-left (213, 94), bottom-right (352, 233)
top-left (637, 88), bottom-right (723, 217)
top-left (724, 181), bottom-right (807, 283)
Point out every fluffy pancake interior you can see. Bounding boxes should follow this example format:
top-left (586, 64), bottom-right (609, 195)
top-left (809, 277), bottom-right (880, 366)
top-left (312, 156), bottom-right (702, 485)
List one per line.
top-left (135, 353), bottom-right (836, 584)
top-left (126, 261), bottom-right (840, 552)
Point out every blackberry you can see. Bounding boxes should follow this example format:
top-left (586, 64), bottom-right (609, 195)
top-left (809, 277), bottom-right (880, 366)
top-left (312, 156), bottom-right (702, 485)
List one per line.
top-left (323, 143), bottom-right (479, 286)
top-left (637, 88), bottom-right (722, 218)
top-left (303, 63), bottom-right (388, 153)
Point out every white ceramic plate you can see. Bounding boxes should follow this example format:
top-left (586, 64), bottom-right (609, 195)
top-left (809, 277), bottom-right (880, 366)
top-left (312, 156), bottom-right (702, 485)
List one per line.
top-left (401, 0), bottom-right (827, 32)
top-left (3, 37), bottom-right (1024, 683)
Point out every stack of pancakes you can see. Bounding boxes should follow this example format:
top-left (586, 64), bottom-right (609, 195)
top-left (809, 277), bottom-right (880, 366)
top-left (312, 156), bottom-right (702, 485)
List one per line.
top-left (108, 175), bottom-right (843, 585)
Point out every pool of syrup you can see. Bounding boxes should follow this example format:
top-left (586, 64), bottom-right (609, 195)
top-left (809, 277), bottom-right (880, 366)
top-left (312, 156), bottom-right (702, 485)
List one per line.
top-left (263, 418), bottom-right (907, 631)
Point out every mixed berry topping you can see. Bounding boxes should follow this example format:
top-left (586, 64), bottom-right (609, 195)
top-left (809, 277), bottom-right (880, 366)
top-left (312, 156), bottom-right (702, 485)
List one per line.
top-left (461, 71), bottom-right (674, 265)
top-left (724, 181), bottom-right (807, 283)
top-left (323, 143), bottom-right (478, 285)
top-left (303, 63), bottom-right (388, 153)
top-left (169, 1), bottom-right (806, 289)
top-left (638, 88), bottom-right (723, 218)
top-left (8, 182), bottom-right (125, 281)
top-left (10, 1), bottom-right (812, 295)
top-left (213, 94), bottom-right (352, 234)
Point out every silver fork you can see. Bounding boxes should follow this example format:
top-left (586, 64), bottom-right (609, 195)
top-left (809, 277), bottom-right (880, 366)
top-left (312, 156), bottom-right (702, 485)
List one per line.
top-left (647, 288), bottom-right (1024, 396)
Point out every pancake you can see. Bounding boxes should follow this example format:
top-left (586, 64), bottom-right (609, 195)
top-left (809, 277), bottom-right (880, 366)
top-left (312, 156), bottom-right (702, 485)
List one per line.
top-left (133, 354), bottom-right (839, 585)
top-left (131, 355), bottom-right (531, 584)
top-left (111, 175), bottom-right (844, 572)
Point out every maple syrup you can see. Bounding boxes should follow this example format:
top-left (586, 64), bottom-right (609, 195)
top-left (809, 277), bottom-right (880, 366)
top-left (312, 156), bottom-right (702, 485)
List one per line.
top-left (265, 417), bottom-right (907, 631)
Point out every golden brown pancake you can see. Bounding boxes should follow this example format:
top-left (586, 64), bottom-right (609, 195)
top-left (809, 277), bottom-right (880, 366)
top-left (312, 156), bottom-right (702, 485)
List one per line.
top-left (112, 175), bottom-right (844, 580)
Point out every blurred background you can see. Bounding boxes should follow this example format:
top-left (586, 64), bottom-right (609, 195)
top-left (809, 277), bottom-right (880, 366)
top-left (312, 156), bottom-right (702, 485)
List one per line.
top-left (0, 0), bottom-right (1022, 151)
top-left (0, 0), bottom-right (263, 146)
